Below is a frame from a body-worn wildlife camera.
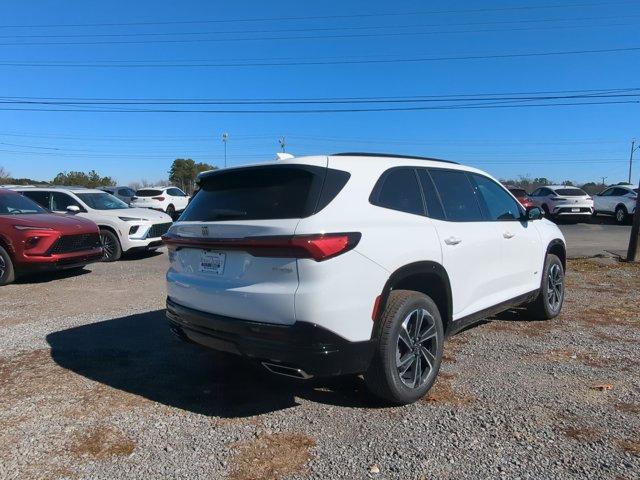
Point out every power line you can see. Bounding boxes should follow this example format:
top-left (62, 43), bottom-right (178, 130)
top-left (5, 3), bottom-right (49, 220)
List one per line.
top-left (2, 46), bottom-right (638, 68)
top-left (0, 99), bottom-right (637, 114)
top-left (2, 14), bottom-right (637, 40)
top-left (0, 22), bottom-right (636, 46)
top-left (0, 2), bottom-right (633, 29)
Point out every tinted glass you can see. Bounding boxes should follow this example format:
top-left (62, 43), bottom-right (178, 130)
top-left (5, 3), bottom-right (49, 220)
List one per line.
top-left (555, 188), bottom-right (587, 196)
top-left (599, 188), bottom-right (614, 196)
top-left (508, 188), bottom-right (528, 198)
top-left (0, 193), bottom-right (46, 215)
top-left (429, 169), bottom-right (483, 222)
top-left (76, 192), bottom-right (129, 210)
top-left (374, 168), bottom-right (424, 216)
top-left (51, 192), bottom-right (81, 212)
top-left (21, 191), bottom-right (51, 209)
top-left (118, 188), bottom-right (134, 196)
top-left (472, 174), bottom-right (522, 221)
top-left (181, 165), bottom-right (340, 221)
top-left (530, 188), bottom-right (542, 197)
top-left (416, 169), bottom-right (445, 220)
top-left (136, 189), bottom-right (163, 197)
top-left (612, 188), bottom-right (628, 196)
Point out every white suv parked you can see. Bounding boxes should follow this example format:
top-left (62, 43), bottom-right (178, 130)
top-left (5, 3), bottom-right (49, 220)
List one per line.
top-left (529, 185), bottom-right (593, 222)
top-left (593, 184), bottom-right (638, 224)
top-left (131, 187), bottom-right (189, 217)
top-left (14, 187), bottom-right (173, 261)
top-left (164, 153), bottom-right (566, 404)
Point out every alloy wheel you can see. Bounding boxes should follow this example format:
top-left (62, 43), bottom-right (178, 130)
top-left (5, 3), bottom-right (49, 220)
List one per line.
top-left (100, 233), bottom-right (117, 260)
top-left (616, 208), bottom-right (625, 223)
top-left (547, 263), bottom-right (564, 312)
top-left (396, 308), bottom-right (438, 388)
top-left (0, 255), bottom-right (5, 278)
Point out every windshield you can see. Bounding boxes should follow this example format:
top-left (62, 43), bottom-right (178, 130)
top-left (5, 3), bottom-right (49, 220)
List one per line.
top-left (76, 192), bottom-right (129, 210)
top-left (136, 189), bottom-right (163, 197)
top-left (555, 188), bottom-right (587, 196)
top-left (0, 193), bottom-right (47, 215)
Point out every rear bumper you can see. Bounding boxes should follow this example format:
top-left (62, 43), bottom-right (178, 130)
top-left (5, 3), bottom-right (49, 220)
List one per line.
top-left (553, 206), bottom-right (593, 216)
top-left (166, 298), bottom-right (375, 377)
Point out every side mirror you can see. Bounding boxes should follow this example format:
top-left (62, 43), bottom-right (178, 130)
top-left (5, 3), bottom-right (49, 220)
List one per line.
top-left (66, 205), bottom-right (80, 213)
top-left (526, 206), bottom-right (543, 221)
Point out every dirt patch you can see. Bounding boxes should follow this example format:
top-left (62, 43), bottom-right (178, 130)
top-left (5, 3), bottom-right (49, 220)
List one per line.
top-left (423, 373), bottom-right (475, 406)
top-left (563, 426), bottom-right (600, 442)
top-left (68, 426), bottom-right (135, 459)
top-left (228, 433), bottom-right (315, 480)
top-left (615, 403), bottom-right (640, 414)
top-left (616, 439), bottom-right (640, 456)
top-left (543, 348), bottom-right (615, 368)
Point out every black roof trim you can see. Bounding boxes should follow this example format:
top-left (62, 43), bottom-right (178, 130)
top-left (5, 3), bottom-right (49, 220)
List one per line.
top-left (331, 152), bottom-right (459, 165)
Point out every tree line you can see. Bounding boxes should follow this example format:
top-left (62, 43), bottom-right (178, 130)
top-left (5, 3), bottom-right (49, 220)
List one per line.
top-left (0, 158), bottom-right (216, 194)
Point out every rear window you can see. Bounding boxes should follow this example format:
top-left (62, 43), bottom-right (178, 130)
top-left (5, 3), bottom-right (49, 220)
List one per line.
top-left (509, 188), bottom-right (528, 197)
top-left (136, 189), bottom-right (163, 197)
top-left (555, 188), bottom-right (587, 196)
top-left (180, 165), bottom-right (349, 221)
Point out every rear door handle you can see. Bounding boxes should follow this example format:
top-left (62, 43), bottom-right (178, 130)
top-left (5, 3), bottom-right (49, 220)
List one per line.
top-left (503, 231), bottom-right (515, 239)
top-left (444, 236), bottom-right (462, 245)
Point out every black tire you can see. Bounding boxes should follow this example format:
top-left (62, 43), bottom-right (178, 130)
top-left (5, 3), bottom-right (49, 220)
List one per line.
top-left (99, 229), bottom-right (122, 262)
top-left (364, 290), bottom-right (444, 405)
top-left (541, 204), bottom-right (552, 220)
top-left (0, 245), bottom-right (15, 286)
top-left (614, 205), bottom-right (628, 225)
top-left (526, 254), bottom-right (565, 320)
top-left (166, 204), bottom-right (176, 217)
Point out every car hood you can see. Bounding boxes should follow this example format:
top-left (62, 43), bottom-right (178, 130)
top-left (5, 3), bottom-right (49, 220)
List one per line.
top-left (94, 208), bottom-right (172, 222)
top-left (7, 213), bottom-right (98, 232)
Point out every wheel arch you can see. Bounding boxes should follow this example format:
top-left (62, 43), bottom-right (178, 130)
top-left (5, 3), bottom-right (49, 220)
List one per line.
top-left (615, 203), bottom-right (628, 212)
top-left (0, 233), bottom-right (14, 257)
top-left (546, 238), bottom-right (566, 271)
top-left (373, 261), bottom-right (453, 338)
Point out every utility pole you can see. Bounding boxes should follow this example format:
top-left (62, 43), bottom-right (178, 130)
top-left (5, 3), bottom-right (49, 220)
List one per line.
top-left (601, 176), bottom-right (607, 186)
top-left (629, 138), bottom-right (638, 184)
top-left (626, 174), bottom-right (640, 261)
top-left (222, 132), bottom-right (229, 168)
top-left (279, 136), bottom-right (286, 153)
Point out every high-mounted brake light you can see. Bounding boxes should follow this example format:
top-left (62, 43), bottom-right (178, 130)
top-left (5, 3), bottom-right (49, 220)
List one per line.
top-left (162, 232), bottom-right (361, 261)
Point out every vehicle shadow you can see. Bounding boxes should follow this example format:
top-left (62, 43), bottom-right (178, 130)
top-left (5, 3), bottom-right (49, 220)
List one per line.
top-left (121, 249), bottom-right (165, 261)
top-left (45, 310), bottom-right (378, 418)
top-left (15, 267), bottom-right (91, 284)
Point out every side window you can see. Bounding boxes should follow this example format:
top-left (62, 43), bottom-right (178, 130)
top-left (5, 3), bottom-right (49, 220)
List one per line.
top-left (51, 192), bottom-right (81, 212)
top-left (22, 191), bottom-right (51, 210)
top-left (530, 188), bottom-right (541, 197)
top-left (429, 169), bottom-right (483, 222)
top-left (117, 188), bottom-right (130, 196)
top-left (372, 168), bottom-right (424, 216)
top-left (612, 188), bottom-right (627, 196)
top-left (167, 188), bottom-right (181, 196)
top-left (416, 169), bottom-right (445, 220)
top-left (471, 174), bottom-right (522, 221)
top-left (599, 188), bottom-right (613, 196)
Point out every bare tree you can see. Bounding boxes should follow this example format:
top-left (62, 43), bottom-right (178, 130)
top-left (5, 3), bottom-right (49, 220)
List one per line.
top-left (0, 166), bottom-right (10, 182)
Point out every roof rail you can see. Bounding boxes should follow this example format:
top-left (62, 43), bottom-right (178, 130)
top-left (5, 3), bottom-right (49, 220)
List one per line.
top-left (331, 152), bottom-right (459, 165)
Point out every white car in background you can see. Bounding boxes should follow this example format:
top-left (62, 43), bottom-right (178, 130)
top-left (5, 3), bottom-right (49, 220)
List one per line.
top-left (99, 186), bottom-right (137, 205)
top-left (529, 185), bottom-right (593, 222)
top-left (131, 187), bottom-right (189, 217)
top-left (13, 187), bottom-right (173, 261)
top-left (593, 184), bottom-right (638, 224)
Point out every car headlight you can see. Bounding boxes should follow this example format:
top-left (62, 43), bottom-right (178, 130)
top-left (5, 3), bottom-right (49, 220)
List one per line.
top-left (13, 225), bottom-right (53, 231)
top-left (118, 217), bottom-right (146, 222)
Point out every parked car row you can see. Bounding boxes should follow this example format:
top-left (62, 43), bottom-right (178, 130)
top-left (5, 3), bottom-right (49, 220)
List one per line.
top-left (0, 186), bottom-right (175, 285)
top-left (99, 185), bottom-right (190, 217)
top-left (505, 183), bottom-right (637, 224)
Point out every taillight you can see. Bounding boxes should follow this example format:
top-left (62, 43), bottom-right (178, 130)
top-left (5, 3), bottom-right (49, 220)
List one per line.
top-left (152, 196), bottom-right (165, 201)
top-left (162, 232), bottom-right (361, 261)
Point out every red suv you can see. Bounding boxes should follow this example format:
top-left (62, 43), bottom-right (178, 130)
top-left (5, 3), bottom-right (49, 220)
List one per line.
top-left (506, 186), bottom-right (534, 209)
top-left (0, 189), bottom-right (103, 285)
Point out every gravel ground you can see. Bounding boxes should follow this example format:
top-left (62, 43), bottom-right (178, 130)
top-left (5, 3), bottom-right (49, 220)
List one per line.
top-left (0, 250), bottom-right (638, 480)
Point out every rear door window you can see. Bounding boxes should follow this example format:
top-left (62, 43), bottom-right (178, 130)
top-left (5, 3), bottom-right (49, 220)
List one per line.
top-left (371, 168), bottom-right (424, 216)
top-left (21, 191), bottom-right (52, 210)
top-left (181, 165), bottom-right (348, 221)
top-left (51, 192), bottom-right (82, 212)
top-left (429, 169), bottom-right (483, 222)
top-left (416, 169), bottom-right (445, 220)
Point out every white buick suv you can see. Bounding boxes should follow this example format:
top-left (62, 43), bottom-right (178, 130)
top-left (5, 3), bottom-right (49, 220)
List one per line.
top-left (14, 187), bottom-right (173, 261)
top-left (164, 153), bottom-right (566, 405)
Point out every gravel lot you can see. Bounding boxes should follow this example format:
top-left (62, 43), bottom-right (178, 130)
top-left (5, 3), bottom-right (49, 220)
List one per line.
top-left (0, 249), bottom-right (638, 480)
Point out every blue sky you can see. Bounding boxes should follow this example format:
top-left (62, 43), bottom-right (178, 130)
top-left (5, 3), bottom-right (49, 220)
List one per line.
top-left (1, 0), bottom-right (639, 185)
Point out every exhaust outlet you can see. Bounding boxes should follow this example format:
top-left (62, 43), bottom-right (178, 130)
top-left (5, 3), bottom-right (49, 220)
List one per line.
top-left (262, 362), bottom-right (313, 380)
